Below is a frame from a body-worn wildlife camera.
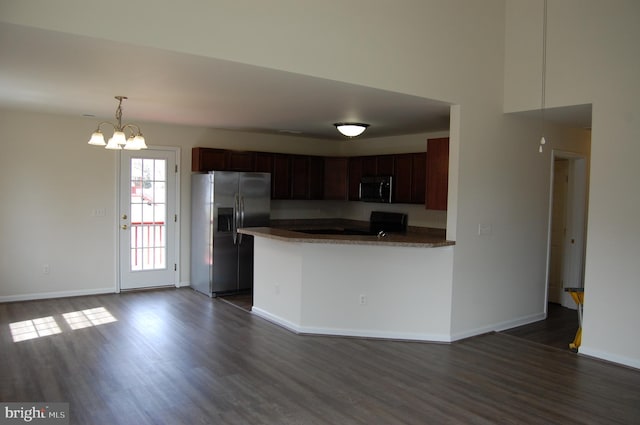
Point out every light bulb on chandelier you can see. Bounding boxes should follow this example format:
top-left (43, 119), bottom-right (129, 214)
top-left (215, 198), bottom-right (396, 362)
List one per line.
top-left (87, 96), bottom-right (147, 150)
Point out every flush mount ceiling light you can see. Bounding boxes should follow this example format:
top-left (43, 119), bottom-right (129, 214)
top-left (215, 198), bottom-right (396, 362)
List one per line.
top-left (87, 96), bottom-right (147, 150)
top-left (334, 122), bottom-right (369, 138)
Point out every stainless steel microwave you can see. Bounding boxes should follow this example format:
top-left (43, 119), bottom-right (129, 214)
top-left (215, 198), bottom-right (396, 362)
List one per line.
top-left (359, 175), bottom-right (393, 203)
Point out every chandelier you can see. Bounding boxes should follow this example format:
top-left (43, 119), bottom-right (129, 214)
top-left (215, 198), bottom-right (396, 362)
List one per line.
top-left (87, 96), bottom-right (147, 150)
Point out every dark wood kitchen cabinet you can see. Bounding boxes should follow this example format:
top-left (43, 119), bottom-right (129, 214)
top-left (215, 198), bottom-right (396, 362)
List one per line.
top-left (291, 155), bottom-right (324, 200)
top-left (192, 148), bottom-right (254, 172)
top-left (392, 153), bottom-right (426, 204)
top-left (226, 150), bottom-right (255, 171)
top-left (411, 152), bottom-right (426, 204)
top-left (376, 155), bottom-right (395, 176)
top-left (324, 157), bottom-right (348, 200)
top-left (192, 147), bottom-right (226, 172)
top-left (254, 152), bottom-right (274, 174)
top-left (348, 157), bottom-right (363, 200)
top-left (308, 156), bottom-right (325, 199)
top-left (425, 137), bottom-right (449, 210)
top-left (361, 156), bottom-right (377, 177)
top-left (291, 155), bottom-right (309, 199)
top-left (358, 155), bottom-right (394, 177)
top-left (271, 154), bottom-right (291, 200)
top-left (393, 153), bottom-right (413, 203)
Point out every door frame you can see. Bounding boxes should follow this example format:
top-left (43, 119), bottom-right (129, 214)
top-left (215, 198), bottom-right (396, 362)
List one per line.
top-left (544, 149), bottom-right (588, 310)
top-left (115, 146), bottom-right (181, 293)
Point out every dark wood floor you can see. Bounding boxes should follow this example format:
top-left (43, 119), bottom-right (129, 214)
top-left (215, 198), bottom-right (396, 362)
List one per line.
top-left (1, 289), bottom-right (639, 424)
top-left (502, 302), bottom-right (581, 351)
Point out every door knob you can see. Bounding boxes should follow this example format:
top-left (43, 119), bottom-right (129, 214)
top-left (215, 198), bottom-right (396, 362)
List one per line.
top-left (121, 214), bottom-right (128, 220)
top-left (121, 224), bottom-right (128, 230)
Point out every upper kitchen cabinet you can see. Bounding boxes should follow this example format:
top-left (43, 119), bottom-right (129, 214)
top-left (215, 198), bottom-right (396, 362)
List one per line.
top-left (254, 152), bottom-right (291, 199)
top-left (308, 156), bottom-right (325, 200)
top-left (291, 155), bottom-right (324, 200)
top-left (393, 152), bottom-right (426, 204)
top-left (271, 154), bottom-right (292, 200)
top-left (226, 150), bottom-right (255, 171)
top-left (324, 157), bottom-right (349, 200)
top-left (348, 157), bottom-right (363, 201)
top-left (425, 137), bottom-right (449, 210)
top-left (192, 147), bottom-right (226, 172)
top-left (376, 155), bottom-right (395, 176)
top-left (359, 155), bottom-right (394, 177)
top-left (254, 152), bottom-right (274, 174)
top-left (192, 147), bottom-right (254, 172)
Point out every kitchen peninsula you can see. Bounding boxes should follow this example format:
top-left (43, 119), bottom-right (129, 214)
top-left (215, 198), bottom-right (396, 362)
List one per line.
top-left (238, 223), bottom-right (456, 342)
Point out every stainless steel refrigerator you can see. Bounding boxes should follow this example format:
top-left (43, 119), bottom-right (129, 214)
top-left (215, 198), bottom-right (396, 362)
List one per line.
top-left (190, 171), bottom-right (271, 297)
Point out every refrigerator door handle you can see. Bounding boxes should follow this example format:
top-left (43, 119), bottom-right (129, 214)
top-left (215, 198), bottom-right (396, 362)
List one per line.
top-left (238, 196), bottom-right (245, 245)
top-left (233, 193), bottom-right (239, 245)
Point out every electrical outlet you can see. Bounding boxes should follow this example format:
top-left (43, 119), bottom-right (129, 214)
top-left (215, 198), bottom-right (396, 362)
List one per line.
top-left (359, 294), bottom-right (367, 305)
top-left (43, 264), bottom-right (50, 275)
top-left (275, 284), bottom-right (280, 295)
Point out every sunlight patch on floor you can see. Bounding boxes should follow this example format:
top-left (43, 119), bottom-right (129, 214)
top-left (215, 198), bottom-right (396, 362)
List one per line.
top-left (9, 316), bottom-right (62, 342)
top-left (63, 307), bottom-right (117, 330)
top-left (9, 307), bottom-right (117, 342)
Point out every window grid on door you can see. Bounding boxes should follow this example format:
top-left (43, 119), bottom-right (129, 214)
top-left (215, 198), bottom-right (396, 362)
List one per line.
top-left (130, 158), bottom-right (167, 271)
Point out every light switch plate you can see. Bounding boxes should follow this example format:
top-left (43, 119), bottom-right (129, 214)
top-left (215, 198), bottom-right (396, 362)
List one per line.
top-left (478, 223), bottom-right (492, 235)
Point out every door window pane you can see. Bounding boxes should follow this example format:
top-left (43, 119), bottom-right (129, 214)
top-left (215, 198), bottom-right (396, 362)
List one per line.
top-left (130, 158), bottom-right (167, 271)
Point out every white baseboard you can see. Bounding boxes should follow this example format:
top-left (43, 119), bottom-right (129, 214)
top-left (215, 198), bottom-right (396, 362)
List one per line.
top-left (251, 307), bottom-right (303, 334)
top-left (579, 346), bottom-right (640, 371)
top-left (251, 307), bottom-right (452, 342)
top-left (450, 311), bottom-right (547, 341)
top-left (0, 287), bottom-right (116, 303)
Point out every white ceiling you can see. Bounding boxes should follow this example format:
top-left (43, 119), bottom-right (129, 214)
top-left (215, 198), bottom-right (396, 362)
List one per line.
top-left (0, 22), bottom-right (452, 141)
top-left (0, 22), bottom-right (591, 141)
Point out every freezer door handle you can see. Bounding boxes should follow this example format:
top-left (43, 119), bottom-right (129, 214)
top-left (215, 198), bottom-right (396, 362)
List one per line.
top-left (238, 196), bottom-right (245, 245)
top-left (233, 193), bottom-right (239, 244)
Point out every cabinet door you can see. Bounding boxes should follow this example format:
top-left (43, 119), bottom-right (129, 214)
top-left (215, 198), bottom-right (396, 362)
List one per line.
top-left (226, 151), bottom-right (255, 171)
top-left (361, 156), bottom-right (377, 177)
top-left (272, 154), bottom-right (291, 199)
top-left (254, 152), bottom-right (274, 174)
top-left (291, 155), bottom-right (310, 199)
top-left (411, 152), bottom-right (426, 204)
top-left (376, 155), bottom-right (395, 176)
top-left (348, 157), bottom-right (363, 201)
top-left (393, 153), bottom-right (413, 203)
top-left (192, 147), bottom-right (226, 172)
top-left (426, 138), bottom-right (449, 210)
top-left (308, 156), bottom-right (325, 200)
top-left (324, 157), bottom-right (348, 200)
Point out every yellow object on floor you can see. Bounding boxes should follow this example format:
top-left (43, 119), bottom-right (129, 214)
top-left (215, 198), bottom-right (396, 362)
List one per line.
top-left (565, 287), bottom-right (584, 350)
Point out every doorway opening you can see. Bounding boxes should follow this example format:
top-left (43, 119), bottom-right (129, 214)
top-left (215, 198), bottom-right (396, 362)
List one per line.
top-left (546, 150), bottom-right (588, 310)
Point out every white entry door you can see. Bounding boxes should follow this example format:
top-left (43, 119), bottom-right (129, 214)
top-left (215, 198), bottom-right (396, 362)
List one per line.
top-left (119, 148), bottom-right (179, 290)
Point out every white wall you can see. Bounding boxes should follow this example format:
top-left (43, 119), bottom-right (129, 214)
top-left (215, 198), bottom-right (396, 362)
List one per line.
top-left (252, 237), bottom-right (454, 341)
top-left (504, 0), bottom-right (640, 368)
top-left (0, 108), bottom-right (336, 299)
top-left (0, 110), bottom-right (117, 299)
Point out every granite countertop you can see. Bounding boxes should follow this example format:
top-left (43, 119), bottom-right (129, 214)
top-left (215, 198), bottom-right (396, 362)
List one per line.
top-left (238, 219), bottom-right (455, 248)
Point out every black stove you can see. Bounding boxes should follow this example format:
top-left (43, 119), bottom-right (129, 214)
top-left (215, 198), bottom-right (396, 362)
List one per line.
top-left (297, 211), bottom-right (408, 236)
